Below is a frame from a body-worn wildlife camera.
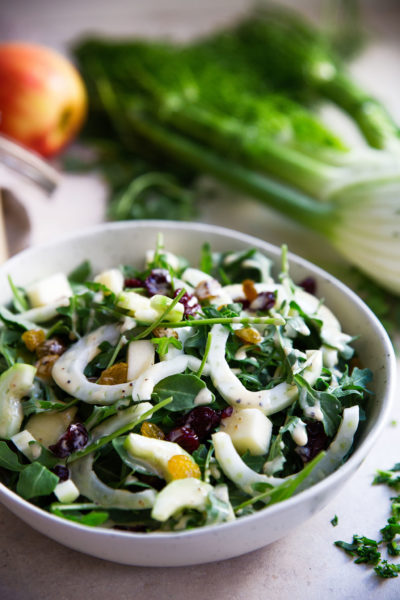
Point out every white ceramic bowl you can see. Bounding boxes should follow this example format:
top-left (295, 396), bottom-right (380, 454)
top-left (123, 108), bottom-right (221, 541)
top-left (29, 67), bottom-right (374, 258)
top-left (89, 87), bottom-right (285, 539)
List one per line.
top-left (0, 221), bottom-right (395, 566)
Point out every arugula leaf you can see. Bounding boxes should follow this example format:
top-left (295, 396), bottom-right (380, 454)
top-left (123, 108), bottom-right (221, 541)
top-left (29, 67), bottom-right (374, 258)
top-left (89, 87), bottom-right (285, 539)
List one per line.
top-left (16, 462), bottom-right (58, 499)
top-left (264, 434), bottom-right (286, 475)
top-left (85, 404), bottom-right (119, 430)
top-left (202, 304), bottom-right (242, 320)
top-left (184, 327), bottom-right (208, 355)
top-left (192, 444), bottom-right (209, 473)
top-left (339, 367), bottom-right (373, 394)
top-left (84, 341), bottom-right (116, 377)
top-left (56, 284), bottom-right (129, 338)
top-left (318, 392), bottom-right (342, 438)
top-left (295, 374), bottom-right (341, 437)
top-left (214, 249), bottom-right (272, 283)
top-left (68, 260), bottom-right (92, 284)
top-left (51, 506), bottom-right (109, 527)
top-left (0, 328), bottom-right (19, 369)
top-left (200, 242), bottom-right (213, 275)
top-left (0, 441), bottom-right (25, 472)
top-left (153, 373), bottom-right (214, 412)
top-left (151, 336), bottom-right (182, 358)
top-left (7, 276), bottom-right (29, 313)
top-left (240, 451), bottom-right (266, 474)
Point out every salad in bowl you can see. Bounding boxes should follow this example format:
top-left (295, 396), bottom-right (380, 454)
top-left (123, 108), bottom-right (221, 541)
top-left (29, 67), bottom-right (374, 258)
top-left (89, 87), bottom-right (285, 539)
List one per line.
top-left (0, 221), bottom-right (394, 565)
top-left (0, 231), bottom-right (372, 532)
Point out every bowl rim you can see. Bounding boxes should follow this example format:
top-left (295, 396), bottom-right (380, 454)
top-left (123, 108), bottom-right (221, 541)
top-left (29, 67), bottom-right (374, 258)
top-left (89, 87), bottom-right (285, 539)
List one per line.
top-left (0, 219), bottom-right (396, 542)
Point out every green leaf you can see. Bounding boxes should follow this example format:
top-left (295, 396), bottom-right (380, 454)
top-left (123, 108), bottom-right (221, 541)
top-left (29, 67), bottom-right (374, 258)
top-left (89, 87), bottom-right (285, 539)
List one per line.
top-left (151, 336), bottom-right (182, 358)
top-left (318, 392), bottom-right (342, 437)
top-left (0, 441), bottom-right (25, 472)
top-left (200, 242), bottom-right (213, 274)
top-left (0, 328), bottom-right (19, 368)
top-left (295, 375), bottom-right (341, 437)
top-left (52, 507), bottom-right (109, 527)
top-left (153, 373), bottom-right (214, 412)
top-left (264, 434), bottom-right (286, 475)
top-left (7, 276), bottom-right (29, 313)
top-left (16, 462), bottom-right (58, 499)
top-left (241, 451), bottom-right (266, 473)
top-left (68, 260), bottom-right (92, 283)
top-left (191, 444), bottom-right (209, 472)
top-left (84, 341), bottom-right (115, 377)
top-left (265, 451), bottom-right (325, 506)
top-left (340, 367), bottom-right (373, 393)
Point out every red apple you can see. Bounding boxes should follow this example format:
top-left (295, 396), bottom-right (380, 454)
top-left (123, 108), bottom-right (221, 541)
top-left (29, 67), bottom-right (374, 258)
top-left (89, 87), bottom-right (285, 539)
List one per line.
top-left (0, 43), bottom-right (87, 157)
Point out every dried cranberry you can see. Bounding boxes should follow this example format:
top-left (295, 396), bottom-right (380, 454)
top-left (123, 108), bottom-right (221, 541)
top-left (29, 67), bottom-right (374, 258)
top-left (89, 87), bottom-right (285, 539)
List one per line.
top-left (49, 423), bottom-right (89, 458)
top-left (220, 406), bottom-right (233, 419)
top-left (174, 289), bottom-right (200, 317)
top-left (249, 291), bottom-right (276, 312)
top-left (145, 269), bottom-right (171, 296)
top-left (184, 407), bottom-right (221, 441)
top-left (124, 277), bottom-right (144, 289)
top-left (52, 465), bottom-right (70, 481)
top-left (166, 425), bottom-right (199, 453)
top-left (295, 422), bottom-right (328, 463)
top-left (299, 276), bottom-right (316, 295)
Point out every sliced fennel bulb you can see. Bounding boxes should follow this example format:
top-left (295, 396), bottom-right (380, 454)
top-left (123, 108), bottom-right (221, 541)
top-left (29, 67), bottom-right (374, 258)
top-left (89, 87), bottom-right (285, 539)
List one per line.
top-left (122, 112), bottom-right (400, 294)
top-left (327, 175), bottom-right (400, 294)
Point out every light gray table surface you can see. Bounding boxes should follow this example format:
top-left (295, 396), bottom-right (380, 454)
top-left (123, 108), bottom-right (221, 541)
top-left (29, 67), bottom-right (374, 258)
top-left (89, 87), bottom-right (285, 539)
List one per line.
top-left (0, 1), bottom-right (399, 599)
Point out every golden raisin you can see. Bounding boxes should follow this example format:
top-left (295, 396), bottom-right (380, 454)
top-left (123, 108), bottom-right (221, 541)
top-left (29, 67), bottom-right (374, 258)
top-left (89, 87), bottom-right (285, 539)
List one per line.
top-left (22, 329), bottom-right (46, 352)
top-left (35, 354), bottom-right (59, 380)
top-left (141, 421), bottom-right (165, 440)
top-left (242, 279), bottom-right (258, 302)
top-left (167, 455), bottom-right (201, 480)
top-left (235, 327), bottom-right (262, 344)
top-left (97, 362), bottom-right (128, 385)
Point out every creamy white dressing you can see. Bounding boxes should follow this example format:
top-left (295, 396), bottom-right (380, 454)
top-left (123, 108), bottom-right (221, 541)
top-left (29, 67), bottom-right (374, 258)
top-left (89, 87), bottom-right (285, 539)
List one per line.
top-left (234, 345), bottom-right (248, 361)
top-left (291, 420), bottom-right (308, 447)
top-left (303, 403), bottom-right (324, 422)
top-left (263, 454), bottom-right (286, 476)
